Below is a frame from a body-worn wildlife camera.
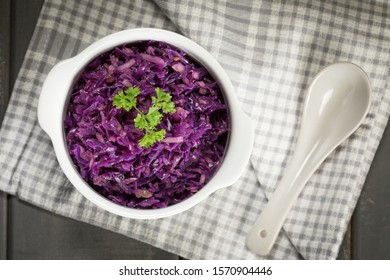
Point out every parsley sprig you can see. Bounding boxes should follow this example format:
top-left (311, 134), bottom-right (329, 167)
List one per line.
top-left (112, 87), bottom-right (176, 148)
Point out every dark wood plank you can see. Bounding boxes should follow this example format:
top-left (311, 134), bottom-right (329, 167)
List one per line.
top-left (0, 0), bottom-right (11, 260)
top-left (0, 192), bottom-right (7, 260)
top-left (0, 0), bottom-right (11, 114)
top-left (352, 120), bottom-right (390, 259)
top-left (337, 224), bottom-right (351, 259)
top-left (0, 0), bottom-right (44, 261)
top-left (8, 197), bottom-right (178, 259)
top-left (10, 0), bottom-right (45, 84)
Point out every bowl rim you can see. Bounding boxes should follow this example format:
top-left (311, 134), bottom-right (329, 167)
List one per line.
top-left (38, 28), bottom-right (254, 219)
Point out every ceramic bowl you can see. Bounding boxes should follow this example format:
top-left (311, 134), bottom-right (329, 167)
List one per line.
top-left (37, 28), bottom-right (254, 219)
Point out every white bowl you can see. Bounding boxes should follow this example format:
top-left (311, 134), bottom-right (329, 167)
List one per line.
top-left (37, 28), bottom-right (254, 219)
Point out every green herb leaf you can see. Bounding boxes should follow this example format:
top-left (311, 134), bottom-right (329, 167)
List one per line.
top-left (153, 129), bottom-right (166, 142)
top-left (138, 133), bottom-right (155, 148)
top-left (134, 113), bottom-right (147, 130)
top-left (112, 87), bottom-right (140, 111)
top-left (139, 129), bottom-right (166, 148)
top-left (161, 101), bottom-right (176, 114)
top-left (155, 87), bottom-right (172, 103)
top-left (112, 87), bottom-right (175, 148)
top-left (154, 88), bottom-right (176, 114)
top-left (145, 106), bottom-right (163, 130)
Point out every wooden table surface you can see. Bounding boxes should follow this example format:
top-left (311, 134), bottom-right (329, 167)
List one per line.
top-left (1, 0), bottom-right (389, 260)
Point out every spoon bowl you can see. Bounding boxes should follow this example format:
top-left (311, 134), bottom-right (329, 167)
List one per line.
top-left (246, 62), bottom-right (371, 256)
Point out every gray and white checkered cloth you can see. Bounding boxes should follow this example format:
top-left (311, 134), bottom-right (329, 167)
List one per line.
top-left (1, 0), bottom-right (389, 259)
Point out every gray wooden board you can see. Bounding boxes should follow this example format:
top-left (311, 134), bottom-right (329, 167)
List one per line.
top-left (0, 0), bottom-right (11, 260)
top-left (337, 225), bottom-right (351, 260)
top-left (352, 120), bottom-right (390, 259)
top-left (0, 192), bottom-right (6, 260)
top-left (7, 197), bottom-right (178, 260)
top-left (10, 0), bottom-right (45, 83)
top-left (0, 0), bottom-right (11, 118)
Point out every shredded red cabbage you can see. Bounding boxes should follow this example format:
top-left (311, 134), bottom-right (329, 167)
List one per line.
top-left (64, 41), bottom-right (230, 209)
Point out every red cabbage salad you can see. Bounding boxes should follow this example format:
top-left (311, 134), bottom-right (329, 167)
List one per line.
top-left (64, 40), bottom-right (230, 209)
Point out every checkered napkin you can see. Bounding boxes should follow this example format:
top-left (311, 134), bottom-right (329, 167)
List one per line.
top-left (1, 0), bottom-right (390, 259)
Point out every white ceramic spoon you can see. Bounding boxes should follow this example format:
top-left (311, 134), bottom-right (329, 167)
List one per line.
top-left (246, 62), bottom-right (371, 256)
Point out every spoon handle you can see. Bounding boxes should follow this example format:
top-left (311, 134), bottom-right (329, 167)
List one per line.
top-left (245, 180), bottom-right (303, 256)
top-left (246, 136), bottom-right (324, 256)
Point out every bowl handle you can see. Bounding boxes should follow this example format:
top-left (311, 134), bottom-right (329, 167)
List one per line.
top-left (37, 59), bottom-right (73, 137)
top-left (215, 110), bottom-right (255, 188)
